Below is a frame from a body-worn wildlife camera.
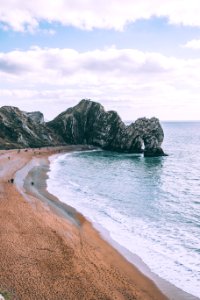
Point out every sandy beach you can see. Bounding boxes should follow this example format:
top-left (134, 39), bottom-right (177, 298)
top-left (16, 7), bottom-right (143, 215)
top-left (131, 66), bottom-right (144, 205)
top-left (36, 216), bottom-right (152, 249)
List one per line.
top-left (0, 146), bottom-right (168, 300)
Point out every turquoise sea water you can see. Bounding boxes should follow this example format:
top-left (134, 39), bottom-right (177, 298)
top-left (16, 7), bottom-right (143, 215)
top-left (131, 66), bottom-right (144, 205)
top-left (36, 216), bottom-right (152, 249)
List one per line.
top-left (47, 122), bottom-right (200, 298)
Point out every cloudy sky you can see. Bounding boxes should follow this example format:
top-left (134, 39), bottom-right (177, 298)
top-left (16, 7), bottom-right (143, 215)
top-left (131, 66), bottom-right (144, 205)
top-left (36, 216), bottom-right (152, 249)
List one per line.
top-left (0, 0), bottom-right (200, 121)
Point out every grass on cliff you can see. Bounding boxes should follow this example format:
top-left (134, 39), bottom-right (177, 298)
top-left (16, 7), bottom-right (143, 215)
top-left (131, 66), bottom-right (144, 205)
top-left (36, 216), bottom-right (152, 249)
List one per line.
top-left (0, 289), bottom-right (12, 300)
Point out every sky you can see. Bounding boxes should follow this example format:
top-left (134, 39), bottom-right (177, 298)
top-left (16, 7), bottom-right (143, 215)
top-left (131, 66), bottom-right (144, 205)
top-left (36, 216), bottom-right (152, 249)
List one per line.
top-left (0, 0), bottom-right (200, 121)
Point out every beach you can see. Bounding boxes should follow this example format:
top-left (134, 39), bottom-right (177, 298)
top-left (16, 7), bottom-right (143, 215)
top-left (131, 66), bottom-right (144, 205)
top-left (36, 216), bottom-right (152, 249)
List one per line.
top-left (0, 146), bottom-right (169, 299)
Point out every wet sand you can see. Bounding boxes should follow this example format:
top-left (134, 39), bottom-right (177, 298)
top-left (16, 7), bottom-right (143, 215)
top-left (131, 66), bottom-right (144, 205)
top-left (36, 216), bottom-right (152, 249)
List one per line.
top-left (0, 146), bottom-right (173, 299)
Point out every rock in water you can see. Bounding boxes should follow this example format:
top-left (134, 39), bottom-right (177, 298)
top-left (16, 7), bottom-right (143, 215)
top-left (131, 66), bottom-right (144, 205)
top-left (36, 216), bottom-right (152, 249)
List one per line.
top-left (48, 99), bottom-right (166, 156)
top-left (128, 117), bottom-right (166, 157)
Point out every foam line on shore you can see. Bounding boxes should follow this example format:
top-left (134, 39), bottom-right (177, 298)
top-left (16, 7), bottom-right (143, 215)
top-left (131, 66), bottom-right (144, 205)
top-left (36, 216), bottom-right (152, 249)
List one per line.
top-left (12, 147), bottom-right (168, 299)
top-left (45, 151), bottom-right (199, 300)
top-left (1, 146), bottom-right (194, 300)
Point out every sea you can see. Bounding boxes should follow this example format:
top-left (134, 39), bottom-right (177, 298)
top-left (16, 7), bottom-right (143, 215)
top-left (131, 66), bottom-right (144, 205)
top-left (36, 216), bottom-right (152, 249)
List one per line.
top-left (47, 122), bottom-right (200, 299)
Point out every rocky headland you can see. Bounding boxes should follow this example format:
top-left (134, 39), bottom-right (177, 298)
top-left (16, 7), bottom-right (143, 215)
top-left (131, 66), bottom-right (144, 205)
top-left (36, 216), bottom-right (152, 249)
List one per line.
top-left (0, 99), bottom-right (166, 156)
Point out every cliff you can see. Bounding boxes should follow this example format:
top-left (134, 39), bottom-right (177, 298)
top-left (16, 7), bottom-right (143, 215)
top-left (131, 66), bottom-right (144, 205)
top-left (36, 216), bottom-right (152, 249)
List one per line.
top-left (0, 100), bottom-right (166, 156)
top-left (48, 99), bottom-right (165, 156)
top-left (0, 106), bottom-right (64, 149)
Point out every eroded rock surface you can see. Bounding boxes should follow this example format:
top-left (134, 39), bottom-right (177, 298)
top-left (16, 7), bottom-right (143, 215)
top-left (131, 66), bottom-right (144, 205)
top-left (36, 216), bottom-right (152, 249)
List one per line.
top-left (0, 100), bottom-right (166, 156)
top-left (48, 99), bottom-right (166, 156)
top-left (0, 106), bottom-right (63, 149)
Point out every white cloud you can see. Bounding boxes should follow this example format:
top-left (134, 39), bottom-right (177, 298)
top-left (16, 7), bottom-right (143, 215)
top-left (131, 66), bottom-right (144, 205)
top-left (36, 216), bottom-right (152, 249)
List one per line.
top-left (182, 39), bottom-right (200, 49)
top-left (0, 46), bottom-right (200, 120)
top-left (0, 47), bottom-right (176, 77)
top-left (1, 0), bottom-right (200, 32)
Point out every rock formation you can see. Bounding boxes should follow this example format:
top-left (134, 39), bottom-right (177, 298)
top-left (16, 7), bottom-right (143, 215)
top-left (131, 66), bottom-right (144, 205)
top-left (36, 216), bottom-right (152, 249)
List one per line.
top-left (47, 99), bottom-right (166, 156)
top-left (0, 100), bottom-right (166, 156)
top-left (0, 106), bottom-right (63, 149)
top-left (24, 111), bottom-right (44, 124)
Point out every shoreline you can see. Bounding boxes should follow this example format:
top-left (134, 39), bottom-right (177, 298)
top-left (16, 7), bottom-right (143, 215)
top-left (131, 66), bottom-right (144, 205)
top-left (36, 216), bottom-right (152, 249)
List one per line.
top-left (34, 150), bottom-right (199, 300)
top-left (0, 146), bottom-right (196, 299)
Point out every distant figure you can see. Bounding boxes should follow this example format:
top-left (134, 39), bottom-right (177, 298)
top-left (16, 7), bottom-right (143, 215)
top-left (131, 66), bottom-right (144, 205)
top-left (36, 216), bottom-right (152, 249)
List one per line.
top-left (8, 156), bottom-right (10, 160)
top-left (10, 178), bottom-right (14, 183)
top-left (31, 182), bottom-right (34, 186)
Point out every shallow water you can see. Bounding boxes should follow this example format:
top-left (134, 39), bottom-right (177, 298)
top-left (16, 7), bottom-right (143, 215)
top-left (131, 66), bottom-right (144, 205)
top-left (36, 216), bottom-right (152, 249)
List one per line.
top-left (47, 122), bottom-right (200, 298)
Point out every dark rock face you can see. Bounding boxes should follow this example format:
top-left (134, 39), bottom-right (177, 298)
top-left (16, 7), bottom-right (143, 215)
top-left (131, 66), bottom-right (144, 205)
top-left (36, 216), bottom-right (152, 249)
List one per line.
top-left (0, 106), bottom-right (63, 149)
top-left (0, 100), bottom-right (166, 156)
top-left (24, 111), bottom-right (44, 124)
top-left (127, 117), bottom-right (166, 156)
top-left (47, 99), bottom-right (166, 156)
